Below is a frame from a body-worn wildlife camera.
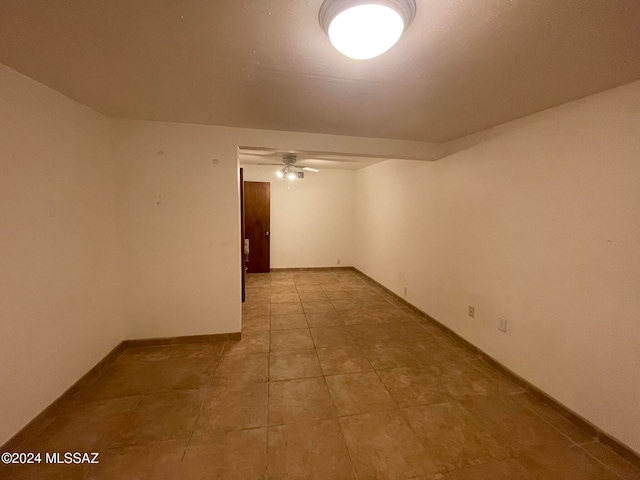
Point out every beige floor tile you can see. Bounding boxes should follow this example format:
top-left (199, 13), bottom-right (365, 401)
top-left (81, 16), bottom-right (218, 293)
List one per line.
top-left (112, 346), bottom-right (171, 365)
top-left (269, 377), bottom-right (336, 425)
top-left (242, 315), bottom-right (271, 333)
top-left (85, 439), bottom-right (187, 480)
top-left (270, 329), bottom-right (314, 351)
top-left (339, 307), bottom-right (387, 325)
top-left (245, 292), bottom-right (272, 303)
top-left (268, 419), bottom-right (355, 479)
top-left (409, 340), bottom-right (466, 365)
top-left (319, 283), bottom-right (346, 292)
top-left (114, 343), bottom-right (223, 366)
top-left (224, 332), bottom-right (269, 356)
top-left (26, 397), bottom-right (138, 452)
top-left (76, 364), bottom-right (159, 400)
top-left (460, 395), bottom-right (573, 456)
top-left (377, 366), bottom-right (451, 407)
top-left (376, 308), bottom-right (418, 323)
top-left (213, 352), bottom-right (269, 384)
top-left (302, 301), bottom-right (336, 313)
top-left (178, 429), bottom-right (268, 479)
top-left (402, 402), bottom-right (510, 473)
top-left (446, 458), bottom-right (535, 480)
top-left (243, 303), bottom-right (271, 317)
top-left (331, 298), bottom-right (365, 311)
top-left (246, 286), bottom-right (272, 296)
top-left (111, 389), bottom-right (205, 446)
top-left (343, 306), bottom-right (410, 325)
top-left (271, 272), bottom-right (293, 279)
top-left (317, 346), bottom-right (373, 375)
top-left (269, 349), bottom-right (323, 381)
top-left (270, 302), bottom-right (304, 315)
top-left (391, 322), bottom-right (438, 342)
top-left (415, 319), bottom-right (448, 337)
top-left (348, 324), bottom-right (397, 345)
top-left (515, 392), bottom-right (595, 445)
top-left (325, 290), bottom-right (354, 300)
top-left (466, 358), bottom-right (525, 394)
top-left (154, 356), bottom-right (217, 390)
top-left (295, 284), bottom-right (324, 293)
top-left (270, 292), bottom-right (301, 303)
top-left (270, 285), bottom-right (298, 294)
top-left (243, 310), bottom-right (273, 323)
top-left (298, 291), bottom-right (329, 302)
top-left (196, 382), bottom-right (268, 435)
top-left (361, 342), bottom-right (422, 369)
top-left (291, 275), bottom-right (318, 285)
top-left (339, 410), bottom-right (439, 479)
top-left (420, 361), bottom-right (501, 399)
top-left (173, 343), bottom-right (227, 359)
top-left (325, 372), bottom-right (395, 416)
top-left (445, 342), bottom-right (480, 361)
top-left (518, 446), bottom-right (621, 480)
top-left (305, 311), bottom-right (344, 327)
top-left (310, 326), bottom-right (355, 348)
top-left (270, 313), bottom-right (308, 330)
top-left (271, 279), bottom-right (296, 287)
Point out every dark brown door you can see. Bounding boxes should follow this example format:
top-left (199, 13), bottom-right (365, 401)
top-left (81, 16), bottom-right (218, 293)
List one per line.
top-left (244, 181), bottom-right (270, 273)
top-left (240, 168), bottom-right (245, 302)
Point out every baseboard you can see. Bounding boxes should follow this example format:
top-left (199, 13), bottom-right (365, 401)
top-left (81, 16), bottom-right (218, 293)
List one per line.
top-left (353, 267), bottom-right (640, 468)
top-left (0, 331), bottom-right (240, 454)
top-left (270, 266), bottom-right (356, 272)
top-left (123, 332), bottom-right (241, 348)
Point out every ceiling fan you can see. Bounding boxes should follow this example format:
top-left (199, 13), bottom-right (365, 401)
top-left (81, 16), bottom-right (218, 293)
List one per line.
top-left (259, 153), bottom-right (319, 179)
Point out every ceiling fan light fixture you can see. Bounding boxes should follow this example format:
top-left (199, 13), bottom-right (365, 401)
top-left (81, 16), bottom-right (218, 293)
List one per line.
top-left (319, 0), bottom-right (416, 60)
top-left (276, 168), bottom-right (286, 178)
top-left (287, 171), bottom-right (297, 180)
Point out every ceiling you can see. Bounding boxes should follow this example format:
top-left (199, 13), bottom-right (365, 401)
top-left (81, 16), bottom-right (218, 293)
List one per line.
top-left (1, 0), bottom-right (638, 143)
top-left (238, 147), bottom-right (387, 171)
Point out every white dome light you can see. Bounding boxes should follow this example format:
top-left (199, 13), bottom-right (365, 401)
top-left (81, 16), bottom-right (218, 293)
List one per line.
top-left (319, 0), bottom-right (416, 60)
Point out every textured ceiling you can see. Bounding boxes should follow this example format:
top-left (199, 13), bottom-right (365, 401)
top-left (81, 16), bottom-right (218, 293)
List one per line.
top-left (238, 147), bottom-right (387, 170)
top-left (1, 0), bottom-right (639, 142)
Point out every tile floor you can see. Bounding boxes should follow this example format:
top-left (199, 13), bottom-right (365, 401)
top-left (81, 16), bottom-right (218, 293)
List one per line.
top-left (2, 269), bottom-right (639, 479)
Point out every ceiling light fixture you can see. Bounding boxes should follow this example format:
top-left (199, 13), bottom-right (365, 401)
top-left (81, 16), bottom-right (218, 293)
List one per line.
top-left (275, 166), bottom-right (302, 180)
top-left (319, 0), bottom-right (416, 60)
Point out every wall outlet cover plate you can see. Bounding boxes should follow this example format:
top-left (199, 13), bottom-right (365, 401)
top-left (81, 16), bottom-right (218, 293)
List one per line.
top-left (499, 316), bottom-right (507, 332)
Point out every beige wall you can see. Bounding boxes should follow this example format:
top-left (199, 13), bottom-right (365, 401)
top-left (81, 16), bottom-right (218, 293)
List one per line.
top-left (242, 165), bottom-right (355, 268)
top-left (0, 78), bottom-right (438, 444)
top-left (111, 120), bottom-right (438, 340)
top-left (354, 81), bottom-right (640, 453)
top-left (0, 65), bottom-right (122, 445)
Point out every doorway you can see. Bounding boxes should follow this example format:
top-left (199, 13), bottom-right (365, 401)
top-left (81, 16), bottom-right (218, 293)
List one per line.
top-left (244, 181), bottom-right (271, 273)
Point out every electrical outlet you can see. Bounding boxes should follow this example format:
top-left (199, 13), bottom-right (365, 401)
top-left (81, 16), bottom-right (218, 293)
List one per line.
top-left (468, 306), bottom-right (475, 318)
top-left (403, 287), bottom-right (408, 296)
top-left (337, 259), bottom-right (341, 265)
top-left (499, 316), bottom-right (507, 333)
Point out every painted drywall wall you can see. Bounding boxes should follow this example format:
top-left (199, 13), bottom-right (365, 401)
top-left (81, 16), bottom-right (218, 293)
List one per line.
top-left (354, 81), bottom-right (640, 453)
top-left (242, 165), bottom-right (355, 268)
top-left (0, 64), bottom-right (440, 444)
top-left (112, 120), bottom-right (441, 340)
top-left (0, 65), bottom-right (122, 445)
